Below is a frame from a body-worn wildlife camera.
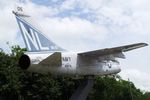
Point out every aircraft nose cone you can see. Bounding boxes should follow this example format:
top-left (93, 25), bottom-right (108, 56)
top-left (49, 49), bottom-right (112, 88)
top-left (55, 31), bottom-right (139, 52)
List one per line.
top-left (114, 66), bottom-right (121, 74)
top-left (110, 65), bottom-right (121, 74)
top-left (117, 68), bottom-right (121, 73)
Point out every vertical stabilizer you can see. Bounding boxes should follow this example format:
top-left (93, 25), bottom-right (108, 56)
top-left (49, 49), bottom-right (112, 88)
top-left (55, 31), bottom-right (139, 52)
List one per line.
top-left (13, 6), bottom-right (64, 52)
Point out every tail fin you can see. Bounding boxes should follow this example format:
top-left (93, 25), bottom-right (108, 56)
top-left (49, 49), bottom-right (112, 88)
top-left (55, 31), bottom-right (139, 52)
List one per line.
top-left (13, 6), bottom-right (64, 52)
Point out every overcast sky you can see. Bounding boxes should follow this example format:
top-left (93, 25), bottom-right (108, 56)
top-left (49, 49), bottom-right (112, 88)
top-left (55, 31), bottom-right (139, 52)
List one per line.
top-left (0, 0), bottom-right (150, 91)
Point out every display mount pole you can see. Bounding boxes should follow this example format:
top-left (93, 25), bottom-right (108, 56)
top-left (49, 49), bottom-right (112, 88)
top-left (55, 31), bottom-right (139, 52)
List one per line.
top-left (69, 79), bottom-right (94, 100)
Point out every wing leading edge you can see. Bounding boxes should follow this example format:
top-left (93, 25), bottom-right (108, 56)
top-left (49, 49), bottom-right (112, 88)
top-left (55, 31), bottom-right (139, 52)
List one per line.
top-left (78, 43), bottom-right (148, 58)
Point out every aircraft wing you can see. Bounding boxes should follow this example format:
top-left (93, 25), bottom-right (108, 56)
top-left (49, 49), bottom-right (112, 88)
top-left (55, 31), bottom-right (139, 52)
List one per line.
top-left (78, 43), bottom-right (148, 58)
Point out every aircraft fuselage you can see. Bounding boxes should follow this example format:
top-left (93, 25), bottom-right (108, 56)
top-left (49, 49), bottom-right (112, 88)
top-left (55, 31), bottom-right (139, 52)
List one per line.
top-left (19, 52), bottom-right (121, 76)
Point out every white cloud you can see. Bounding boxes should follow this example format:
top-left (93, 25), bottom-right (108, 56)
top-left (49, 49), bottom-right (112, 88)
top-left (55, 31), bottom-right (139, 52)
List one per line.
top-left (39, 17), bottom-right (108, 51)
top-left (71, 0), bottom-right (150, 35)
top-left (60, 0), bottom-right (76, 10)
top-left (0, 0), bottom-right (19, 52)
top-left (120, 68), bottom-right (150, 91)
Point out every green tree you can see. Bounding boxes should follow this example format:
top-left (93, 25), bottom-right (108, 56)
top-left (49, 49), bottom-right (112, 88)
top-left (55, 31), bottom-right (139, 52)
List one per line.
top-left (136, 92), bottom-right (150, 100)
top-left (88, 76), bottom-right (143, 100)
top-left (0, 46), bottom-right (24, 100)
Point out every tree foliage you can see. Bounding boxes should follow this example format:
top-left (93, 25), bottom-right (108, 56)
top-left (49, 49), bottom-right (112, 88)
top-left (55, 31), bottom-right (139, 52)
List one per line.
top-left (0, 45), bottom-right (149, 100)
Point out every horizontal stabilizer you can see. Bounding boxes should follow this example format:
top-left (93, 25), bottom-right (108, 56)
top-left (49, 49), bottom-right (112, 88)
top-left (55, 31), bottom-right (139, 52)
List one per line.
top-left (39, 52), bottom-right (61, 66)
top-left (78, 43), bottom-right (148, 58)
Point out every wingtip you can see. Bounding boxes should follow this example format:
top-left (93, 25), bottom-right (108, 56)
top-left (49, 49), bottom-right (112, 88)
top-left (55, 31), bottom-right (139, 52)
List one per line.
top-left (142, 43), bottom-right (148, 46)
top-left (145, 43), bottom-right (148, 46)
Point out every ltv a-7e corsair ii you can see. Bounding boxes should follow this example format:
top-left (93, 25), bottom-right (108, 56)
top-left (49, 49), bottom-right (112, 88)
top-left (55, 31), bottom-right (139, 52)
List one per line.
top-left (13, 7), bottom-right (148, 77)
